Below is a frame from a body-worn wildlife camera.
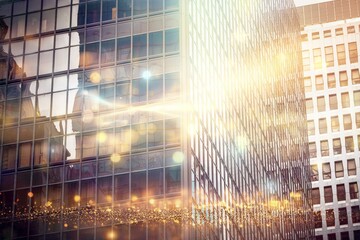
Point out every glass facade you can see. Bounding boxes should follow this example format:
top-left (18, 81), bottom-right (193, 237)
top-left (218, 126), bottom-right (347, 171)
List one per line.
top-left (0, 0), bottom-right (312, 239)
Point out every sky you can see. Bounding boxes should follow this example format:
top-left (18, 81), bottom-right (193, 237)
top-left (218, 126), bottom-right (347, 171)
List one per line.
top-left (294, 0), bottom-right (333, 7)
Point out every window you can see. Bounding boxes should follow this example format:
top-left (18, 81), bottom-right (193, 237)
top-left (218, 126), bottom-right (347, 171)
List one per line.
top-left (340, 232), bottom-right (349, 240)
top-left (337, 44), bottom-right (346, 65)
top-left (352, 206), bottom-right (360, 223)
top-left (356, 113), bottom-right (360, 128)
top-left (133, 0), bottom-right (147, 15)
top-left (131, 171), bottom-right (146, 198)
top-left (309, 142), bottom-right (316, 158)
top-left (101, 39), bottom-right (115, 64)
top-left (341, 92), bottom-right (350, 108)
top-left (148, 120), bottom-right (163, 147)
top-left (317, 96), bottom-right (325, 112)
top-left (304, 77), bottom-right (312, 92)
top-left (337, 184), bottom-right (346, 201)
top-left (336, 28), bottom-right (344, 35)
top-left (321, 140), bottom-right (329, 156)
top-left (358, 135), bottom-right (360, 151)
top-left (319, 118), bottom-right (327, 134)
top-left (324, 186), bottom-right (333, 203)
top-left (347, 159), bottom-right (356, 176)
top-left (148, 169), bottom-right (164, 196)
top-left (118, 0), bottom-right (131, 19)
top-left (132, 78), bottom-right (147, 103)
top-left (302, 50), bottom-right (310, 71)
top-left (165, 118), bottom-right (180, 145)
top-left (322, 162), bottom-right (331, 180)
top-left (354, 91), bottom-right (360, 106)
top-left (315, 75), bottom-right (323, 90)
top-left (149, 0), bottom-right (163, 12)
top-left (327, 73), bottom-right (336, 88)
top-left (165, 29), bottom-right (179, 53)
top-left (352, 69), bottom-right (360, 84)
top-left (311, 164), bottom-right (319, 181)
top-left (345, 136), bottom-right (354, 153)
top-left (348, 26), bottom-right (355, 34)
top-left (165, 166), bottom-right (181, 193)
top-left (315, 236), bottom-right (323, 240)
top-left (328, 234), bottom-right (336, 240)
top-left (335, 161), bottom-right (344, 178)
top-left (331, 116), bottom-right (340, 132)
top-left (313, 48), bottom-right (322, 69)
top-left (97, 177), bottom-right (112, 203)
top-left (306, 98), bottom-right (314, 113)
top-left (149, 31), bottom-right (163, 56)
top-left (326, 210), bottom-right (335, 227)
top-left (301, 33), bottom-right (308, 41)
top-left (349, 42), bottom-right (358, 63)
top-left (339, 207), bottom-right (348, 225)
top-left (165, 72), bottom-right (180, 99)
top-left (148, 75), bottom-right (163, 101)
top-left (340, 71), bottom-right (348, 86)
top-left (325, 46), bottom-right (334, 67)
top-left (312, 32), bottom-right (320, 40)
top-left (333, 138), bottom-right (341, 154)
top-left (307, 120), bottom-right (315, 135)
top-left (117, 37), bottom-right (131, 61)
top-left (343, 114), bottom-right (352, 130)
top-left (314, 211), bottom-right (322, 228)
top-left (102, 0), bottom-right (116, 21)
top-left (114, 174), bottom-right (129, 201)
top-left (349, 182), bottom-right (359, 199)
top-left (324, 30), bottom-right (331, 38)
top-left (312, 188), bottom-right (320, 205)
top-left (329, 94), bottom-right (338, 110)
top-left (133, 34), bottom-right (147, 58)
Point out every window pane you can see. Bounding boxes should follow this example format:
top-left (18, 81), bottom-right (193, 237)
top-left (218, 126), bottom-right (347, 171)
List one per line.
top-left (132, 78), bottom-right (147, 103)
top-left (165, 29), bottom-right (179, 53)
top-left (322, 162), bottom-right (331, 179)
top-left (86, 0), bottom-right (101, 24)
top-left (148, 121), bottom-right (163, 147)
top-left (118, 0), bottom-right (132, 18)
top-left (165, 166), bottom-right (181, 193)
top-left (131, 171), bottom-right (146, 198)
top-left (101, 39), bottom-right (115, 64)
top-left (134, 0), bottom-right (147, 15)
top-left (133, 34), bottom-right (147, 58)
top-left (148, 75), bottom-right (163, 101)
top-left (149, 31), bottom-right (163, 56)
top-left (102, 0), bottom-right (117, 21)
top-left (150, 0), bottom-right (163, 12)
top-left (333, 138), bottom-right (341, 154)
top-left (117, 37), bottom-right (131, 61)
top-left (148, 168), bottom-right (163, 196)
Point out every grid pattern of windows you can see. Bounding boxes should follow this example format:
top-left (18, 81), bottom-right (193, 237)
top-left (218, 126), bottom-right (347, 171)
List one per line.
top-left (0, 0), bottom-right (314, 240)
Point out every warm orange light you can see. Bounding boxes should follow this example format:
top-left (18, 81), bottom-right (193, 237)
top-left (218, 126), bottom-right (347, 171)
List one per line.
top-left (74, 195), bottom-right (81, 203)
top-left (28, 192), bottom-right (34, 198)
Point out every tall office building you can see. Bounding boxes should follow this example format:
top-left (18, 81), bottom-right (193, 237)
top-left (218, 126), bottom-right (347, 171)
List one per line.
top-left (298, 1), bottom-right (360, 239)
top-left (0, 0), bottom-right (311, 239)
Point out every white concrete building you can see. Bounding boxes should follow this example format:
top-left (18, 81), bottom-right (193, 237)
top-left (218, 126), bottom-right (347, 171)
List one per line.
top-left (298, 1), bottom-right (360, 239)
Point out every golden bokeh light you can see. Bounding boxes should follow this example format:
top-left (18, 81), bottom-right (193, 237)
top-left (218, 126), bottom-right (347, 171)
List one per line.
top-left (74, 195), bottom-right (81, 203)
top-left (110, 153), bottom-right (121, 163)
top-left (27, 192), bottom-right (34, 198)
top-left (90, 71), bottom-right (101, 83)
top-left (97, 131), bottom-right (108, 143)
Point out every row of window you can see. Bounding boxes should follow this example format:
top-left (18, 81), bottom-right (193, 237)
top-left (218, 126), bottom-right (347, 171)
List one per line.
top-left (2, 222), bottom-right (181, 240)
top-left (2, 0), bottom-right (179, 39)
top-left (4, 28), bottom-right (179, 78)
top-left (306, 91), bottom-right (360, 113)
top-left (308, 113), bottom-right (360, 135)
top-left (313, 206), bottom-right (360, 229)
top-left (1, 165), bottom-right (181, 211)
top-left (309, 136), bottom-right (360, 158)
top-left (315, 230), bottom-right (360, 240)
top-left (311, 159), bottom-right (357, 181)
top-left (303, 42), bottom-right (358, 71)
top-left (302, 25), bottom-right (359, 41)
top-left (312, 182), bottom-right (359, 205)
top-left (304, 69), bottom-right (360, 92)
top-left (1, 148), bottom-right (182, 191)
top-left (2, 118), bottom-right (180, 170)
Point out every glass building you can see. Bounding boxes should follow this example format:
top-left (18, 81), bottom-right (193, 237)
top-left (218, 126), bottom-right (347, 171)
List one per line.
top-left (0, 0), bottom-right (312, 239)
top-left (298, 1), bottom-right (360, 240)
